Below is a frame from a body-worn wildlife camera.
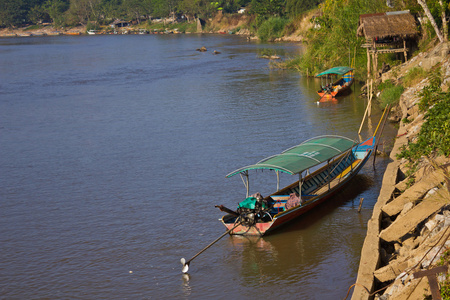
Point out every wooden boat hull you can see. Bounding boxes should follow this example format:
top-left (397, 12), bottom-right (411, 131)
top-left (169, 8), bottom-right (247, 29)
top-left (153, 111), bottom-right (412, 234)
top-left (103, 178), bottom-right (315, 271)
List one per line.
top-left (316, 67), bottom-right (354, 101)
top-left (220, 137), bottom-right (374, 236)
top-left (317, 78), bottom-right (354, 101)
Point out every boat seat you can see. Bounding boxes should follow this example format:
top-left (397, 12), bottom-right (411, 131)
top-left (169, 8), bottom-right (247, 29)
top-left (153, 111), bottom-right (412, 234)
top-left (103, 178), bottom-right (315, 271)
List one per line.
top-left (271, 195), bottom-right (290, 201)
top-left (270, 197), bottom-right (288, 214)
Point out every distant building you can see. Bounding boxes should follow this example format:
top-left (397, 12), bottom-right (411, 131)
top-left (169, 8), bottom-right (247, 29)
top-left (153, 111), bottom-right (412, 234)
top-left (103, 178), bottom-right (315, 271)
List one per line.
top-left (110, 20), bottom-right (130, 28)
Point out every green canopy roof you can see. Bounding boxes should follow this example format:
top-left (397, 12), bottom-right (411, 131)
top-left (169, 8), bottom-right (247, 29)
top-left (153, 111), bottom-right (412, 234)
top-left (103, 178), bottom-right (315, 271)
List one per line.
top-left (315, 66), bottom-right (354, 77)
top-left (226, 135), bottom-right (357, 177)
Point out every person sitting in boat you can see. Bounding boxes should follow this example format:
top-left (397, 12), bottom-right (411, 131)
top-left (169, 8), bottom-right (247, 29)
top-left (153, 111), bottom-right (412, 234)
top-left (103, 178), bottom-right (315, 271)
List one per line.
top-left (250, 192), bottom-right (274, 209)
top-left (285, 193), bottom-right (301, 210)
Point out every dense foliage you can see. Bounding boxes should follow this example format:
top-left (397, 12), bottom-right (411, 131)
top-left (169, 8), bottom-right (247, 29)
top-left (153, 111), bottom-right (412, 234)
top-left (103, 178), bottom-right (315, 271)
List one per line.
top-left (0, 0), bottom-right (320, 28)
top-left (397, 68), bottom-right (450, 163)
top-left (257, 16), bottom-right (289, 41)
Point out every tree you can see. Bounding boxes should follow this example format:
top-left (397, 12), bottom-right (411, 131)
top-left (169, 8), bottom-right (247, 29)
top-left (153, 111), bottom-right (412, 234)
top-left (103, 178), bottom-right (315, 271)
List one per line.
top-left (286, 0), bottom-right (320, 16)
top-left (249, 0), bottom-right (285, 17)
top-left (417, 0), bottom-right (444, 43)
top-left (438, 0), bottom-right (448, 41)
top-left (178, 0), bottom-right (201, 21)
top-left (0, 0), bottom-right (45, 27)
top-left (43, 0), bottom-right (69, 27)
top-left (28, 4), bottom-right (50, 24)
top-left (122, 0), bottom-right (150, 23)
top-left (151, 0), bottom-right (171, 18)
top-left (219, 0), bottom-right (239, 13)
top-left (101, 0), bottom-right (125, 22)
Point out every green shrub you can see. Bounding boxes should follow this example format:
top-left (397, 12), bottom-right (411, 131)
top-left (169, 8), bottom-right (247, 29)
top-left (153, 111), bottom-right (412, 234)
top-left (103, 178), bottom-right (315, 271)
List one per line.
top-left (257, 17), bottom-right (290, 42)
top-left (418, 67), bottom-right (443, 111)
top-left (397, 71), bottom-right (450, 163)
top-left (378, 82), bottom-right (404, 108)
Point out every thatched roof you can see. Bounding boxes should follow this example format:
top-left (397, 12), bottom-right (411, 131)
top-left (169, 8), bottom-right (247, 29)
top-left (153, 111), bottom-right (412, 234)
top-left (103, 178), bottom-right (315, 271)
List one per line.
top-left (357, 11), bottom-right (418, 39)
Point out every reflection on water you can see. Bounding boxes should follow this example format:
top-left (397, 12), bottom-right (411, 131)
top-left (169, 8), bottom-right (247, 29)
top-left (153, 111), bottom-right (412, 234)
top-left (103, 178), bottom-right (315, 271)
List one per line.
top-left (181, 274), bottom-right (192, 297)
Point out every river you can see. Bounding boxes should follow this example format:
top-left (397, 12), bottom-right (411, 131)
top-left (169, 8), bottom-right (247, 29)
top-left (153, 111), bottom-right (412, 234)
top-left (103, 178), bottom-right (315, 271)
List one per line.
top-left (0, 34), bottom-right (394, 299)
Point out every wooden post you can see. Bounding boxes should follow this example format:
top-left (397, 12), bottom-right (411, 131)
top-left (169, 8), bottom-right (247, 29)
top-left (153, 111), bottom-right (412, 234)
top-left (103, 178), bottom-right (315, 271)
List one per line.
top-left (367, 48), bottom-right (370, 80)
top-left (372, 52), bottom-right (377, 80)
top-left (403, 39), bottom-right (408, 62)
top-left (358, 198), bottom-right (364, 212)
top-left (370, 80), bottom-right (373, 117)
top-left (358, 79), bottom-right (372, 134)
top-left (414, 265), bottom-right (448, 300)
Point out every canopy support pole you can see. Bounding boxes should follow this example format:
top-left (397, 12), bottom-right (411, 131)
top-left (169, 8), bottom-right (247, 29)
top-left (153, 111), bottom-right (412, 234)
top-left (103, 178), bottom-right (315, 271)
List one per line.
top-left (327, 160), bottom-right (331, 190)
top-left (298, 173), bottom-right (303, 198)
top-left (245, 172), bottom-right (249, 197)
top-left (276, 171), bottom-right (280, 191)
top-left (240, 171), bottom-right (250, 198)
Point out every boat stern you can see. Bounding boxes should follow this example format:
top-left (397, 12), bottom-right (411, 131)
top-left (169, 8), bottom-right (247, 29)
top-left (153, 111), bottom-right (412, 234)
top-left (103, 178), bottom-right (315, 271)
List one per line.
top-left (219, 215), bottom-right (273, 236)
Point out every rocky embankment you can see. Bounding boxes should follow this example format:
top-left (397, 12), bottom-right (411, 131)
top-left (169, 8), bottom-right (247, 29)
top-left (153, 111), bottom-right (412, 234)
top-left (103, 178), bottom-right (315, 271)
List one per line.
top-left (352, 42), bottom-right (450, 300)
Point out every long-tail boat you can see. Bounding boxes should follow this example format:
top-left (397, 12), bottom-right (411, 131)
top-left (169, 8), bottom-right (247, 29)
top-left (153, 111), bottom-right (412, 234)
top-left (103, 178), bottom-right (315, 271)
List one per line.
top-left (316, 66), bottom-right (354, 101)
top-left (216, 135), bottom-right (375, 236)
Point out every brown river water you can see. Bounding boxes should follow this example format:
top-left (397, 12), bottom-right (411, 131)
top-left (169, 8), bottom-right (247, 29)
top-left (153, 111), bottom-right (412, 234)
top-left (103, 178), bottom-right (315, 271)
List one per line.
top-left (0, 34), bottom-right (396, 299)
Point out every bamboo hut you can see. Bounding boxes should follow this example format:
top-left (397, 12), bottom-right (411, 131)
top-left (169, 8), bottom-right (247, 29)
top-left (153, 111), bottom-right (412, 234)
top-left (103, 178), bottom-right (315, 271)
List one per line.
top-left (357, 11), bottom-right (418, 79)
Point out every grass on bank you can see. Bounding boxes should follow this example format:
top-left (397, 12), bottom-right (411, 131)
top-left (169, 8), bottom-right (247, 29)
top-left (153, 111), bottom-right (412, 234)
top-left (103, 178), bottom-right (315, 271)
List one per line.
top-left (402, 66), bottom-right (427, 87)
top-left (378, 80), bottom-right (405, 108)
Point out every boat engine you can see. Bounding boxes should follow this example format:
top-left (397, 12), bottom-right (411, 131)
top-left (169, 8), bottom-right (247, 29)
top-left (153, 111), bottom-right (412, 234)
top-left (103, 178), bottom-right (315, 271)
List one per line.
top-left (236, 195), bottom-right (269, 226)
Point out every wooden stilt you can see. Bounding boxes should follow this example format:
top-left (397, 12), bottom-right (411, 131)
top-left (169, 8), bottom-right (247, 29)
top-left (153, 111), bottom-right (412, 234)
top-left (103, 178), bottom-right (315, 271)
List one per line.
top-left (358, 79), bottom-right (373, 134)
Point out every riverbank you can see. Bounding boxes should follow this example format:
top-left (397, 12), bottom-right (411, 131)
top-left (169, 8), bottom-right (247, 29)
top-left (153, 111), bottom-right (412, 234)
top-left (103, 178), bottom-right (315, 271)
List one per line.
top-left (0, 25), bottom-right (87, 37)
top-left (0, 12), bottom-right (312, 41)
top-left (352, 41), bottom-right (450, 300)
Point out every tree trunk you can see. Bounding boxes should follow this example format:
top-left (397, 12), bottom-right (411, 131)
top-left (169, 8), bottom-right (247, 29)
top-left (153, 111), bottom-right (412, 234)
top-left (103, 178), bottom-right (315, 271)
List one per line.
top-left (439, 0), bottom-right (448, 41)
top-left (417, 0), bottom-right (444, 43)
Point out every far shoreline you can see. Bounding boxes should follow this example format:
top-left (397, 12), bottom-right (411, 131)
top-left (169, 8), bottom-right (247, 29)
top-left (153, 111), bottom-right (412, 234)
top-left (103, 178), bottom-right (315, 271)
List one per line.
top-left (0, 23), bottom-right (304, 42)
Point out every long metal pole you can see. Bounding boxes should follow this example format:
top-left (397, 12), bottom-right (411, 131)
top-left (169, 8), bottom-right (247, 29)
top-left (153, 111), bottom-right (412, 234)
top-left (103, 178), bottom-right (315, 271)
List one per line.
top-left (373, 105), bottom-right (391, 167)
top-left (181, 221), bottom-right (243, 273)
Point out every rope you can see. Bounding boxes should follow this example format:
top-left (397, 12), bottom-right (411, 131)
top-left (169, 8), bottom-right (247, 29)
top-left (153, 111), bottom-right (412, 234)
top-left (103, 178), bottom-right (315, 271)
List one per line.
top-left (343, 283), bottom-right (370, 300)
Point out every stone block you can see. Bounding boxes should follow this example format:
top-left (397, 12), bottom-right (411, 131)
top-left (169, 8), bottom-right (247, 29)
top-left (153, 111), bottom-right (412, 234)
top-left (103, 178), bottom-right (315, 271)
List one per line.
top-left (380, 193), bottom-right (447, 242)
top-left (382, 170), bottom-right (445, 217)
